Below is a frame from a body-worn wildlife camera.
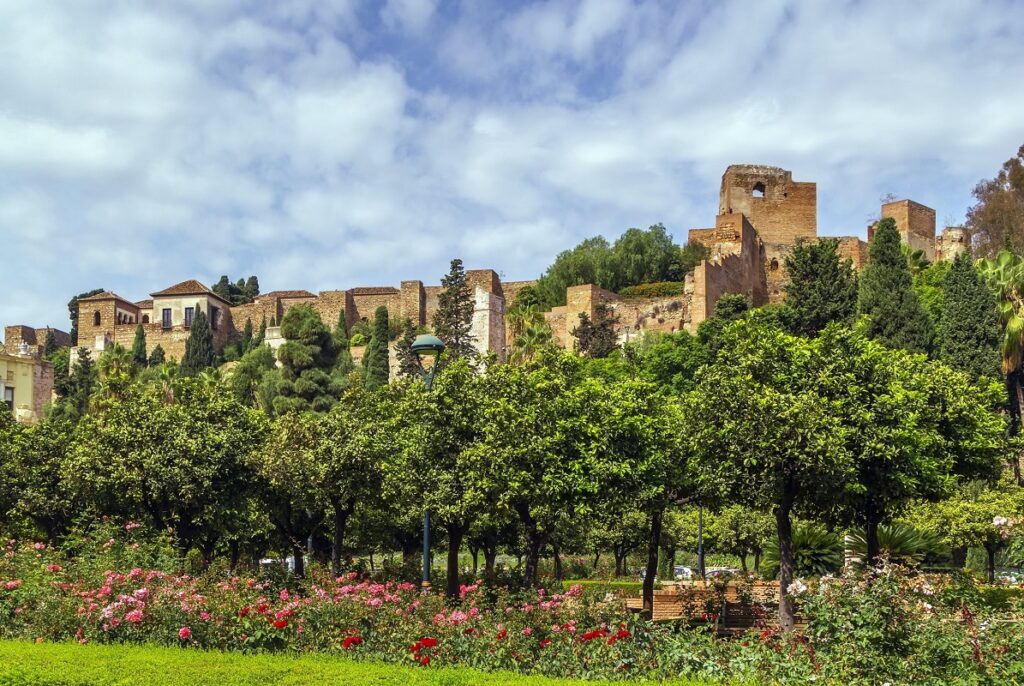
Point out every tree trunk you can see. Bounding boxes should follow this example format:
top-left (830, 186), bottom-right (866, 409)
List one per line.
top-left (614, 547), bottom-right (627, 577)
top-left (330, 498), bottom-right (354, 578)
top-left (739, 553), bottom-right (748, 572)
top-left (865, 516), bottom-right (881, 565)
top-left (229, 540), bottom-right (240, 572)
top-left (469, 545), bottom-right (480, 575)
top-left (754, 548), bottom-right (762, 572)
top-left (593, 551), bottom-right (601, 571)
top-left (402, 539), bottom-right (417, 564)
top-left (775, 493), bottom-right (796, 632)
top-left (642, 508), bottom-right (663, 619)
top-left (292, 540), bottom-right (305, 578)
top-left (484, 545), bottom-right (498, 575)
top-left (666, 547), bottom-right (676, 579)
top-left (1008, 372), bottom-right (1023, 485)
top-left (446, 525), bottom-right (464, 601)
top-left (518, 505), bottom-right (546, 587)
top-left (951, 546), bottom-right (968, 568)
top-left (553, 543), bottom-right (563, 582)
top-left (986, 545), bottom-right (997, 584)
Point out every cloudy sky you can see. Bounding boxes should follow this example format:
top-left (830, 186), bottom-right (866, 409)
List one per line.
top-left (2, 0), bottom-right (1023, 335)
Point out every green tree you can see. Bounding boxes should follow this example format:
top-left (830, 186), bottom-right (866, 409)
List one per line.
top-left (939, 251), bottom-right (1001, 381)
top-left (507, 302), bottom-right (554, 365)
top-left (148, 344), bottom-right (166, 367)
top-left (362, 306), bottom-right (390, 389)
top-left (51, 348), bottom-right (96, 423)
top-left (687, 320), bottom-right (852, 630)
top-left (273, 304), bottom-right (341, 414)
top-left (696, 293), bottom-right (750, 358)
top-left (6, 416), bottom-right (77, 541)
top-left (812, 325), bottom-right (1005, 562)
top-left (180, 309), bottom-right (214, 377)
top-left (67, 379), bottom-right (267, 560)
top-left (67, 288), bottom-right (104, 345)
top-left (609, 224), bottom-right (684, 285)
top-left (634, 330), bottom-right (708, 395)
top-left (131, 324), bottom-right (147, 368)
top-left (572, 302), bottom-right (619, 358)
top-left (254, 316), bottom-right (267, 348)
top-left (240, 318), bottom-right (254, 354)
top-left (390, 359), bottom-right (491, 599)
top-left (708, 505), bottom-right (775, 572)
top-left (783, 238), bottom-right (857, 336)
top-left (913, 260), bottom-right (952, 327)
top-left (679, 241), bottom-right (710, 275)
top-left (966, 143), bottom-right (1024, 257)
top-left (229, 344), bottom-right (277, 408)
top-left (256, 383), bottom-right (387, 575)
top-left (433, 259), bottom-right (476, 364)
top-left (857, 218), bottom-right (934, 354)
top-left (243, 276), bottom-right (260, 301)
top-left (534, 237), bottom-right (615, 308)
top-left (394, 318), bottom-right (420, 379)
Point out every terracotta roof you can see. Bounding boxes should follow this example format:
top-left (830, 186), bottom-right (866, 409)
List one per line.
top-left (349, 287), bottom-right (399, 295)
top-left (262, 290), bottom-right (316, 300)
top-left (135, 299), bottom-right (154, 309)
top-left (150, 280), bottom-right (231, 305)
top-left (150, 279), bottom-right (213, 297)
top-left (78, 291), bottom-right (135, 304)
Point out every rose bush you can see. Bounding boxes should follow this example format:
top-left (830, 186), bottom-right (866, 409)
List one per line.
top-left (3, 525), bottom-right (1024, 684)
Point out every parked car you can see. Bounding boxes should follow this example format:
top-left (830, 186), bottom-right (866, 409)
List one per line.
top-left (706, 567), bottom-right (740, 578)
top-left (673, 565), bottom-right (694, 580)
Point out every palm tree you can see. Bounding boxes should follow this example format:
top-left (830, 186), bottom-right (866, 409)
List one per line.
top-left (901, 244), bottom-right (931, 275)
top-left (844, 523), bottom-right (946, 567)
top-left (156, 362), bottom-right (178, 405)
top-left (976, 248), bottom-right (1024, 482)
top-left (761, 522), bottom-right (843, 579)
top-left (507, 303), bottom-right (554, 365)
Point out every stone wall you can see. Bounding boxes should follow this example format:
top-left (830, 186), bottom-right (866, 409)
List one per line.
top-left (400, 281), bottom-right (426, 326)
top-left (837, 236), bottom-right (870, 270)
top-left (349, 288), bottom-right (402, 326)
top-left (688, 214), bottom-right (763, 331)
top-left (937, 226), bottom-right (969, 262)
top-left (471, 285), bottom-right (506, 361)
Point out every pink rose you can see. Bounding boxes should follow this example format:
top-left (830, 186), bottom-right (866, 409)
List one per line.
top-left (178, 627), bottom-right (191, 640)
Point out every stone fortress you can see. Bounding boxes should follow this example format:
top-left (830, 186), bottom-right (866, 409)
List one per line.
top-left (3, 164), bottom-right (971, 406)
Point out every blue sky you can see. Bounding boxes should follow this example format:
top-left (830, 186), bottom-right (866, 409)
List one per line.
top-left (2, 0), bottom-right (1024, 336)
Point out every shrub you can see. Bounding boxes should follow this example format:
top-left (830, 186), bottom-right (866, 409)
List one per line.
top-left (618, 282), bottom-right (685, 299)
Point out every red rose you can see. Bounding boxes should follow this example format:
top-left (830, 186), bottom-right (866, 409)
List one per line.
top-left (495, 629), bottom-right (508, 640)
top-left (539, 639), bottom-right (552, 648)
top-left (238, 607), bottom-right (250, 618)
top-left (419, 637), bottom-right (438, 649)
top-left (343, 636), bottom-right (363, 649)
top-left (419, 656), bottom-right (430, 666)
top-left (273, 619), bottom-right (288, 629)
top-left (463, 627), bottom-right (474, 635)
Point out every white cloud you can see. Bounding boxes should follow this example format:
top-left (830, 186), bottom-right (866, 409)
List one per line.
top-left (1, 0), bottom-right (1024, 337)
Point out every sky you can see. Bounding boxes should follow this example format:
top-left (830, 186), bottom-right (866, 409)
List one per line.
top-left (2, 0), bottom-right (1024, 337)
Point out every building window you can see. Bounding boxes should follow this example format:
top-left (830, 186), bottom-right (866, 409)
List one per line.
top-left (142, 315), bottom-right (149, 324)
top-left (752, 182), bottom-right (766, 198)
top-left (3, 387), bottom-right (13, 412)
top-left (184, 307), bottom-right (194, 328)
top-left (93, 311), bottom-right (101, 326)
top-left (770, 258), bottom-right (779, 272)
top-left (210, 306), bottom-right (219, 331)
top-left (162, 309), bottom-right (172, 329)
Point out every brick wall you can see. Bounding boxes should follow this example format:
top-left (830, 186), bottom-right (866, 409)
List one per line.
top-left (399, 281), bottom-right (426, 326)
top-left (882, 200), bottom-right (936, 261)
top-left (719, 165), bottom-right (816, 246)
top-left (688, 214), bottom-right (763, 331)
top-left (77, 299), bottom-right (118, 350)
top-left (836, 236), bottom-right (869, 271)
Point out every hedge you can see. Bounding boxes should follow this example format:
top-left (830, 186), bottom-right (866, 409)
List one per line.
top-left (618, 282), bottom-right (685, 299)
top-left (0, 640), bottom-right (714, 686)
top-left (560, 579), bottom-right (661, 597)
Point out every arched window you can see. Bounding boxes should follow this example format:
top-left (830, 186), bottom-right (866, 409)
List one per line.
top-left (752, 182), bottom-right (766, 198)
top-left (142, 315), bottom-right (150, 324)
top-left (93, 311), bottom-right (101, 326)
top-left (770, 258), bottom-right (779, 272)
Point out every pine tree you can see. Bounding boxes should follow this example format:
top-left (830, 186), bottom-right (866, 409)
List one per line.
top-left (332, 309), bottom-right (355, 375)
top-left (42, 330), bottom-right (58, 359)
top-left (244, 276), bottom-right (260, 301)
top-left (939, 251), bottom-right (1001, 380)
top-left (395, 318), bottom-right (420, 379)
top-left (131, 324), bottom-right (147, 368)
top-left (362, 306), bottom-right (390, 389)
top-left (180, 309), bottom-right (215, 376)
top-left (572, 302), bottom-right (619, 358)
top-left (783, 238), bottom-right (858, 336)
top-left (432, 258), bottom-right (476, 363)
top-left (149, 345), bottom-right (166, 366)
top-left (212, 276), bottom-right (232, 303)
top-left (857, 218), bottom-right (934, 354)
top-left (241, 318), bottom-right (254, 354)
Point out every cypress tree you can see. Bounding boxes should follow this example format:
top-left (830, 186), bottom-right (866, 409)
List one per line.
top-left (180, 309), bottom-right (215, 376)
top-left (783, 238), bottom-right (857, 336)
top-left (131, 324), bottom-right (147, 368)
top-left (432, 258), bottom-right (476, 363)
top-left (395, 318), bottom-right (420, 379)
top-left (571, 302), bottom-right (619, 358)
top-left (362, 306), bottom-right (390, 388)
top-left (42, 330), bottom-right (58, 359)
top-left (254, 316), bottom-right (267, 347)
top-left (149, 345), bottom-right (166, 366)
top-left (939, 251), bottom-right (1001, 380)
top-left (241, 318), bottom-right (254, 354)
top-left (244, 276), bottom-right (260, 301)
top-left (857, 218), bottom-right (934, 354)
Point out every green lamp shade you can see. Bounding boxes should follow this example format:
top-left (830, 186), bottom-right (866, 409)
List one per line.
top-left (411, 334), bottom-right (445, 357)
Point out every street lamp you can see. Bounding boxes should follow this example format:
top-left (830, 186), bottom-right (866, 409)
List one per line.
top-left (412, 334), bottom-right (445, 591)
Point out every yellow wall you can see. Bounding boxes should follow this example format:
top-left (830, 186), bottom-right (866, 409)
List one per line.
top-left (0, 351), bottom-right (44, 423)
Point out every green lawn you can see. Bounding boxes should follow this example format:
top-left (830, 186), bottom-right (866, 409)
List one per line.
top-left (0, 640), bottom-right (717, 686)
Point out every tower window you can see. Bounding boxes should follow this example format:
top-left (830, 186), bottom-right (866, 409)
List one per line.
top-left (770, 258), bottom-right (779, 272)
top-left (93, 311), bottom-right (101, 326)
top-left (752, 182), bottom-right (766, 198)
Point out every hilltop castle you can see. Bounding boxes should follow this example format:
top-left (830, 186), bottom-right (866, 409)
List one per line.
top-left (3, 164), bottom-right (970, 422)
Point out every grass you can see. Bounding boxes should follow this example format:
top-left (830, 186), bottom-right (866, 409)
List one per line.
top-left (0, 640), bottom-right (717, 686)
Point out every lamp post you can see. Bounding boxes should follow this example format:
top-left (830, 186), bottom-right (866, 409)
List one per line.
top-left (411, 334), bottom-right (445, 591)
top-left (697, 502), bottom-right (706, 582)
